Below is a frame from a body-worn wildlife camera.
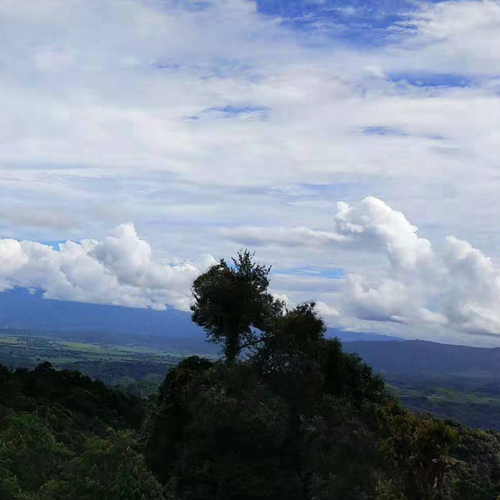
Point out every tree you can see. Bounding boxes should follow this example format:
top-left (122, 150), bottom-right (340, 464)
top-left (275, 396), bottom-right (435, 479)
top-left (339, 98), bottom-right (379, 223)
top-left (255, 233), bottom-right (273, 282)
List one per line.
top-left (254, 302), bottom-right (326, 376)
top-left (147, 252), bottom-right (396, 500)
top-left (145, 358), bottom-right (300, 500)
top-left (144, 356), bottom-right (214, 484)
top-left (0, 413), bottom-right (63, 494)
top-left (300, 396), bottom-right (386, 500)
top-left (251, 302), bottom-right (327, 414)
top-left (191, 250), bottom-right (283, 362)
top-left (147, 248), bottom-right (499, 500)
top-left (41, 431), bottom-right (170, 500)
top-left (0, 439), bottom-right (24, 500)
top-left (379, 403), bottom-right (459, 500)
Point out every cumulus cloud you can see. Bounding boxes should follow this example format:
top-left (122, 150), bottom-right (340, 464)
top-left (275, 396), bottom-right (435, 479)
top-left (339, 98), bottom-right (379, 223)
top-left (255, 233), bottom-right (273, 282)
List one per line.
top-left (224, 196), bottom-right (435, 270)
top-left (0, 223), bottom-right (215, 311)
top-left (2, 197), bottom-right (500, 342)
top-left (314, 301), bottom-right (340, 321)
top-left (226, 197), bottom-right (500, 338)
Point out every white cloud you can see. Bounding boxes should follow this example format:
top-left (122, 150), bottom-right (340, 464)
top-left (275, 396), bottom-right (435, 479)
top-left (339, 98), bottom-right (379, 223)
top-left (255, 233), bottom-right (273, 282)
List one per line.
top-left (392, 0), bottom-right (500, 74)
top-left (2, 196), bottom-right (500, 344)
top-left (315, 301), bottom-right (340, 320)
top-left (226, 197), bottom-right (500, 340)
top-left (220, 226), bottom-right (348, 248)
top-left (0, 223), bottom-right (215, 311)
top-left (224, 196), bottom-right (436, 273)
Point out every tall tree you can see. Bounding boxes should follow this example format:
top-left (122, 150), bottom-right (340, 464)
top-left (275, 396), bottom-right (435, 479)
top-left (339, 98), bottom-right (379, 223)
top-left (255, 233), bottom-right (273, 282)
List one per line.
top-left (379, 403), bottom-right (459, 500)
top-left (191, 250), bottom-right (283, 362)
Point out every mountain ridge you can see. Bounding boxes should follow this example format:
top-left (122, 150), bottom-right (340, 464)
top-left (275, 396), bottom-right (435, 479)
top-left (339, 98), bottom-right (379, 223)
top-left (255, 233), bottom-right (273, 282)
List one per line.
top-left (0, 287), bottom-right (402, 344)
top-left (343, 339), bottom-right (500, 377)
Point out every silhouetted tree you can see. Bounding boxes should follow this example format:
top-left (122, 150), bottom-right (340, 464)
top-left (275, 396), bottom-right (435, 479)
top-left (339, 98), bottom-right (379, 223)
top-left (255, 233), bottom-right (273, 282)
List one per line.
top-left (147, 252), bottom-right (398, 500)
top-left (191, 250), bottom-right (283, 362)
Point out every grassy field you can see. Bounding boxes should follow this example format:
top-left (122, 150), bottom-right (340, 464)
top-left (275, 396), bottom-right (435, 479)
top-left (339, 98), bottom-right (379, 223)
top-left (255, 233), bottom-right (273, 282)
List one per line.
top-left (387, 376), bottom-right (500, 430)
top-left (389, 384), bottom-right (500, 406)
top-left (0, 331), bottom-right (191, 395)
top-left (0, 334), bottom-right (178, 363)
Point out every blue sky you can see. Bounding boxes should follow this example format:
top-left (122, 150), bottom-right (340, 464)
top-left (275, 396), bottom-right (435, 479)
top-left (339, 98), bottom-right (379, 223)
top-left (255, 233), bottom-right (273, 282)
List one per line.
top-left (260, 0), bottom-right (428, 48)
top-left (1, 0), bottom-right (500, 345)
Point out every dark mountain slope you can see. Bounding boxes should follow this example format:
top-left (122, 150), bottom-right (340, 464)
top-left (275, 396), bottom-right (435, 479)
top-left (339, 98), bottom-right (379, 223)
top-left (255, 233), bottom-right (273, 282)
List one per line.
top-left (0, 287), bottom-right (202, 338)
top-left (343, 340), bottom-right (500, 430)
top-left (343, 340), bottom-right (500, 377)
top-left (328, 329), bottom-right (402, 342)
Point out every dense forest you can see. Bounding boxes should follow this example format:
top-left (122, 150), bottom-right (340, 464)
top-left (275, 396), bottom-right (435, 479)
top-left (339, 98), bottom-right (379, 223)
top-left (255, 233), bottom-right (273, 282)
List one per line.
top-left (2, 252), bottom-right (500, 499)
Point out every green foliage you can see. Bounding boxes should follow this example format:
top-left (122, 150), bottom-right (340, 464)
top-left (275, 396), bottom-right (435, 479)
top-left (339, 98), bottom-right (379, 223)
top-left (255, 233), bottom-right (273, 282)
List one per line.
top-left (178, 363), bottom-right (295, 500)
top-left (145, 349), bottom-right (390, 500)
top-left (379, 402), bottom-right (459, 500)
top-left (144, 356), bottom-right (214, 483)
top-left (41, 431), bottom-right (169, 500)
top-left (0, 413), bottom-right (63, 492)
top-left (449, 425), bottom-right (500, 499)
top-left (300, 396), bottom-right (385, 500)
top-left (254, 302), bottom-right (325, 376)
top-left (0, 361), bottom-right (165, 500)
top-left (376, 480), bottom-right (407, 500)
top-left (0, 440), bottom-right (24, 500)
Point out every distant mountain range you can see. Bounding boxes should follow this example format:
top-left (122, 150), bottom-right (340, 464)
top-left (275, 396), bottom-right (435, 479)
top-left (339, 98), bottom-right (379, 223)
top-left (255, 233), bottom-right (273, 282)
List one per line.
top-left (6, 288), bottom-right (500, 431)
top-left (0, 288), bottom-right (401, 344)
top-left (4, 287), bottom-right (500, 380)
top-left (343, 340), bottom-right (500, 378)
top-left (0, 288), bottom-right (202, 337)
top-left (327, 329), bottom-right (402, 343)
top-left (343, 340), bottom-right (500, 431)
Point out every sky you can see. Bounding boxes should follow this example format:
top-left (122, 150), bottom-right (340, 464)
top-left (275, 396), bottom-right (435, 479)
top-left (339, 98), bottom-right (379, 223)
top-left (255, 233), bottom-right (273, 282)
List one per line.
top-left (1, 0), bottom-right (500, 346)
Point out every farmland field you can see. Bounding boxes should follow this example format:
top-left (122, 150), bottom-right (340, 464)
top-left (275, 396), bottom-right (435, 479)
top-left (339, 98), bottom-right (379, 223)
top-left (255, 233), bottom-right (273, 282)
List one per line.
top-left (0, 329), bottom-right (204, 396)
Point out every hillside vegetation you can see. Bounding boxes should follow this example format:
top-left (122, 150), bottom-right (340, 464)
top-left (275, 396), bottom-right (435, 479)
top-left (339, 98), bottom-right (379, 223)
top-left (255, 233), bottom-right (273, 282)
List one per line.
top-left (343, 341), bottom-right (500, 430)
top-left (1, 252), bottom-right (500, 499)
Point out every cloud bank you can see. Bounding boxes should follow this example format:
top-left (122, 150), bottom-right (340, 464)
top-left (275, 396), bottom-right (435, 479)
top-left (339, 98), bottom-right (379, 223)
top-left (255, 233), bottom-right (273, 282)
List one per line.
top-left (225, 197), bottom-right (500, 339)
top-left (0, 223), bottom-right (215, 311)
top-left (2, 197), bottom-right (500, 344)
